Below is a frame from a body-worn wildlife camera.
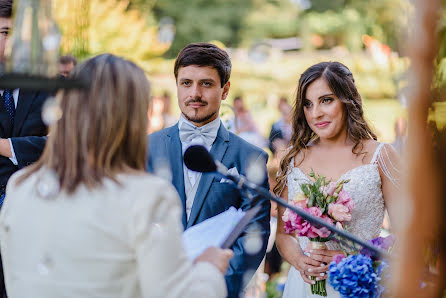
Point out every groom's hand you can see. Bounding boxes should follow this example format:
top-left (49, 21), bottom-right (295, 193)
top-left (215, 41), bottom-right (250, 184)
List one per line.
top-left (194, 247), bottom-right (234, 274)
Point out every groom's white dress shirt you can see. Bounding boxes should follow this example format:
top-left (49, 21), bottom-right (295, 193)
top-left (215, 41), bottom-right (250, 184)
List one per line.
top-left (178, 115), bottom-right (220, 219)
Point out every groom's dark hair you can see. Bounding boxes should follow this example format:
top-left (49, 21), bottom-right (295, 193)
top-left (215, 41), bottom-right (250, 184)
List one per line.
top-left (0, 0), bottom-right (13, 18)
top-left (174, 42), bottom-right (232, 87)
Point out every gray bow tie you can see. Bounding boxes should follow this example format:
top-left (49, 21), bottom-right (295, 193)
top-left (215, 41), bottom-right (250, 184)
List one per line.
top-left (179, 122), bottom-right (217, 147)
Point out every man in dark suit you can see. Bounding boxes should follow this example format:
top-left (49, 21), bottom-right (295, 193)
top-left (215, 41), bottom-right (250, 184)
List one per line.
top-left (147, 43), bottom-right (270, 297)
top-left (0, 0), bottom-right (48, 295)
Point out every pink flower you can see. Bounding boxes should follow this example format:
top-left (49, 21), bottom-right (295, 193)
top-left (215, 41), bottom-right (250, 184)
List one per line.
top-left (307, 206), bottom-right (323, 217)
top-left (336, 222), bottom-right (344, 230)
top-left (322, 181), bottom-right (337, 196)
top-left (282, 208), bottom-right (297, 225)
top-left (295, 198), bottom-right (308, 209)
top-left (328, 203), bottom-right (352, 222)
top-left (282, 206), bottom-right (301, 234)
top-left (321, 214), bottom-right (334, 225)
top-left (333, 254), bottom-right (346, 264)
top-left (297, 218), bottom-right (327, 238)
top-left (337, 190), bottom-right (355, 212)
top-left (282, 206), bottom-right (332, 238)
top-left (284, 220), bottom-right (296, 234)
top-left (310, 215), bottom-right (333, 238)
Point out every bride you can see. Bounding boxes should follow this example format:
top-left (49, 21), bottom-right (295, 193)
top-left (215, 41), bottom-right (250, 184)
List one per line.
top-left (274, 62), bottom-right (400, 297)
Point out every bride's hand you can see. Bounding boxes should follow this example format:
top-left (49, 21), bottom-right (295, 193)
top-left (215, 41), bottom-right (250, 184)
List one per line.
top-left (305, 248), bottom-right (344, 268)
top-left (292, 252), bottom-right (329, 285)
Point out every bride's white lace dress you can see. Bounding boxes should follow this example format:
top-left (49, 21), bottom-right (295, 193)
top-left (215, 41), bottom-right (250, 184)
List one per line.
top-left (282, 143), bottom-right (386, 298)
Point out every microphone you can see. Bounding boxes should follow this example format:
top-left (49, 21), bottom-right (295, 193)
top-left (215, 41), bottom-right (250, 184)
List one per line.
top-left (183, 145), bottom-right (217, 173)
top-left (183, 145), bottom-right (389, 259)
top-left (184, 145), bottom-right (230, 176)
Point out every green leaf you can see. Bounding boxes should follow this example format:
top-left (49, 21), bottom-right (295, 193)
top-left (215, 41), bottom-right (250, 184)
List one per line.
top-left (308, 192), bottom-right (315, 207)
top-left (301, 184), bottom-right (310, 196)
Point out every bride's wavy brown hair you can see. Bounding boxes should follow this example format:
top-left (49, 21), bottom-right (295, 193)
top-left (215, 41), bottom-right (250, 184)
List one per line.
top-left (273, 61), bottom-right (377, 195)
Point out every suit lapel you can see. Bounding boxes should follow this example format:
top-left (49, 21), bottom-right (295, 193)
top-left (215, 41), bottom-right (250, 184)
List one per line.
top-left (12, 90), bottom-right (37, 136)
top-left (186, 123), bottom-right (230, 228)
top-left (166, 125), bottom-right (188, 228)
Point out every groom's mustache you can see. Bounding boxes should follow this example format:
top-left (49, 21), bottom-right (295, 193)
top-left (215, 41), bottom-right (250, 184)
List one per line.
top-left (185, 98), bottom-right (208, 106)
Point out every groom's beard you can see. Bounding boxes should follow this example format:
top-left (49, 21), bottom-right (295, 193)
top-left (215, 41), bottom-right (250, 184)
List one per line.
top-left (182, 97), bottom-right (218, 124)
top-left (182, 110), bottom-right (217, 125)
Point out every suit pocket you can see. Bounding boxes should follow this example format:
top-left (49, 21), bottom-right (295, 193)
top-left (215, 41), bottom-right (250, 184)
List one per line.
top-left (208, 181), bottom-right (241, 209)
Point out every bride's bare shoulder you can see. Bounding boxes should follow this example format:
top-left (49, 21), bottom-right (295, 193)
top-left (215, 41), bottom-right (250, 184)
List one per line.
top-left (291, 146), bottom-right (310, 167)
top-left (362, 139), bottom-right (381, 153)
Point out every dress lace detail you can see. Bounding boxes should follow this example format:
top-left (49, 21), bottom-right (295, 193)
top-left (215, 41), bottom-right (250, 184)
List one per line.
top-left (283, 144), bottom-right (386, 298)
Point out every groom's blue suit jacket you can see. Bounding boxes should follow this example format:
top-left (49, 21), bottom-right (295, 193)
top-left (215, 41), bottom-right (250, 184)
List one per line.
top-left (147, 123), bottom-right (271, 298)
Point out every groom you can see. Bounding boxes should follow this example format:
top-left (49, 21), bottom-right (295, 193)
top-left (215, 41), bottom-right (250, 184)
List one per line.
top-left (147, 43), bottom-right (270, 297)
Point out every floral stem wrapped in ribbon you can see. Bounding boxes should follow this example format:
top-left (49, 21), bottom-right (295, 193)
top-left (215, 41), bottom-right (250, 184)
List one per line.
top-left (282, 171), bottom-right (354, 296)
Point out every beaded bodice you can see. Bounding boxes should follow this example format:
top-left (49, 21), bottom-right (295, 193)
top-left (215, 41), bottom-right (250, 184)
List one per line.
top-left (287, 146), bottom-right (385, 251)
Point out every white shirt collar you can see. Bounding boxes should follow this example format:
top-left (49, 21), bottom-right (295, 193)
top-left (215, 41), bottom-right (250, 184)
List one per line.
top-left (178, 114), bottom-right (221, 135)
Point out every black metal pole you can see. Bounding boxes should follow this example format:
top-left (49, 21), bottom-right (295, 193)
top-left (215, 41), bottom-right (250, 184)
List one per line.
top-left (228, 174), bottom-right (389, 259)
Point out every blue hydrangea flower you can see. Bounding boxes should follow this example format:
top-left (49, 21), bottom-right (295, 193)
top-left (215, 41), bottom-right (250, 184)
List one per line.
top-left (374, 260), bottom-right (390, 297)
top-left (329, 254), bottom-right (379, 298)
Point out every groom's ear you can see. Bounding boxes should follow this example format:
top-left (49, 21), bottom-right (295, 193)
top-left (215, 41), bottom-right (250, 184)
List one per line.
top-left (222, 81), bottom-right (230, 101)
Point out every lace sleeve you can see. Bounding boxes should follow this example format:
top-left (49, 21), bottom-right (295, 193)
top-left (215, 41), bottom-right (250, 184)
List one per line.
top-left (375, 143), bottom-right (401, 189)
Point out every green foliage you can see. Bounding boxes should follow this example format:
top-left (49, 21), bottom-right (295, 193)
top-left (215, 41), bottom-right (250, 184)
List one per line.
top-left (431, 7), bottom-right (446, 129)
top-left (435, 10), bottom-right (446, 90)
top-left (299, 0), bottom-right (411, 51)
top-left (239, 0), bottom-right (301, 43)
top-left (265, 279), bottom-right (282, 298)
top-left (152, 0), bottom-right (254, 57)
top-left (54, 0), bottom-right (90, 59)
top-left (348, 0), bottom-right (412, 51)
top-left (54, 0), bottom-right (171, 61)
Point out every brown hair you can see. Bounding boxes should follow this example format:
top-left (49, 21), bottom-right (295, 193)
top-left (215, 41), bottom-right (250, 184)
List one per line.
top-left (174, 42), bottom-right (231, 87)
top-left (273, 61), bottom-right (377, 195)
top-left (59, 54), bottom-right (77, 66)
top-left (0, 0), bottom-right (12, 18)
top-left (18, 54), bottom-right (151, 194)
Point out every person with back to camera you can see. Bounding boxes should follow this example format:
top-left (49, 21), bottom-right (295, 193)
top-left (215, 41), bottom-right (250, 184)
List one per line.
top-left (274, 62), bottom-right (401, 297)
top-left (0, 53), bottom-right (233, 298)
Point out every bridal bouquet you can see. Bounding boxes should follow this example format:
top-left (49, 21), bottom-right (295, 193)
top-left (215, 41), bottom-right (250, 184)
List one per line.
top-left (328, 235), bottom-right (394, 298)
top-left (282, 171), bottom-right (354, 296)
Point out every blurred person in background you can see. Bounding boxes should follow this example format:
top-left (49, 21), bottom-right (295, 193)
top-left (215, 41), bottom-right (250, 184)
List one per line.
top-left (268, 97), bottom-right (293, 158)
top-left (161, 91), bottom-right (177, 128)
top-left (233, 95), bottom-right (266, 149)
top-left (147, 95), bottom-right (165, 133)
top-left (147, 92), bottom-right (177, 134)
top-left (0, 54), bottom-right (232, 298)
top-left (59, 55), bottom-right (77, 78)
top-left (391, 116), bottom-right (407, 155)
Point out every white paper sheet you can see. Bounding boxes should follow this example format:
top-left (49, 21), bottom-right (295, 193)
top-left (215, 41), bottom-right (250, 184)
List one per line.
top-left (182, 207), bottom-right (245, 261)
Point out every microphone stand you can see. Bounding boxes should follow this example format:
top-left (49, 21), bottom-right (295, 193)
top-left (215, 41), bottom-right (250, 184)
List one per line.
top-left (213, 161), bottom-right (389, 259)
